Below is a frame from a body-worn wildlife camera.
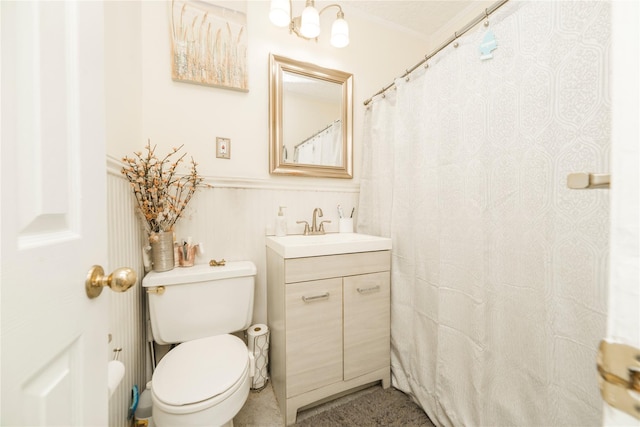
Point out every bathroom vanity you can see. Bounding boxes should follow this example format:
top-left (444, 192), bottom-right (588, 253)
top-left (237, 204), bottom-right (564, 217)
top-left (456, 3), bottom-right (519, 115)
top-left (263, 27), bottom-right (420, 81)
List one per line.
top-left (266, 233), bottom-right (392, 425)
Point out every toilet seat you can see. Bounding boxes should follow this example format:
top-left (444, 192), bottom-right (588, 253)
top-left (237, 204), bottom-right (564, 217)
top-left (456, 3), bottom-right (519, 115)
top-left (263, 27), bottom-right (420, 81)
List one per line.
top-left (152, 334), bottom-right (249, 413)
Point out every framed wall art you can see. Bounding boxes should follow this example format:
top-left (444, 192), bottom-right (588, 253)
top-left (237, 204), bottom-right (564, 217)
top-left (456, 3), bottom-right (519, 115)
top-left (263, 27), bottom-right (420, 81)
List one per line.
top-left (170, 0), bottom-right (248, 92)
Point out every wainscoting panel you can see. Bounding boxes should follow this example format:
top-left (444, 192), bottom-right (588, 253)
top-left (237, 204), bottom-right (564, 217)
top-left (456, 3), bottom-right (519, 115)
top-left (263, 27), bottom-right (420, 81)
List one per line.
top-left (106, 169), bottom-right (147, 427)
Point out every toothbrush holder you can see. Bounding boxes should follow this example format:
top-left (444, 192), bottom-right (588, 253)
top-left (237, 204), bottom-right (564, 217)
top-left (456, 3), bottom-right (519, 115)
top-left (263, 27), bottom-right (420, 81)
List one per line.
top-left (339, 218), bottom-right (354, 233)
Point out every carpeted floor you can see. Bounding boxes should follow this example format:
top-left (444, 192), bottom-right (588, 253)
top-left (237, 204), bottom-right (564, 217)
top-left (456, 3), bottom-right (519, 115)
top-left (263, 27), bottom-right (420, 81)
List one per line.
top-left (294, 386), bottom-right (436, 427)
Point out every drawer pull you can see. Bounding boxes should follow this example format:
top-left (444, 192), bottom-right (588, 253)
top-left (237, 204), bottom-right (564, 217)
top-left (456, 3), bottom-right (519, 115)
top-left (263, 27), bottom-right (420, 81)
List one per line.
top-left (302, 292), bottom-right (330, 303)
top-left (357, 285), bottom-right (381, 294)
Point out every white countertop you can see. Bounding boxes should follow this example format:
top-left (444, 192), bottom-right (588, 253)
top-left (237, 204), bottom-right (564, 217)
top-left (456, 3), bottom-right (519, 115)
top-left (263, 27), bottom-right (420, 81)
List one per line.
top-left (266, 233), bottom-right (392, 258)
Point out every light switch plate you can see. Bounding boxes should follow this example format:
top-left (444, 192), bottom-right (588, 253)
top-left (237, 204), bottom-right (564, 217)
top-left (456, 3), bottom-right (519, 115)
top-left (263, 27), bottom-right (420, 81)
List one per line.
top-left (216, 137), bottom-right (231, 159)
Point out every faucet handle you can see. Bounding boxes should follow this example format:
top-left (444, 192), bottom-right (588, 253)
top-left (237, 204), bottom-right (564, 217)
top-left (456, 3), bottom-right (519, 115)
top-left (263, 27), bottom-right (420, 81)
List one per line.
top-left (318, 220), bottom-right (331, 233)
top-left (296, 221), bottom-right (310, 235)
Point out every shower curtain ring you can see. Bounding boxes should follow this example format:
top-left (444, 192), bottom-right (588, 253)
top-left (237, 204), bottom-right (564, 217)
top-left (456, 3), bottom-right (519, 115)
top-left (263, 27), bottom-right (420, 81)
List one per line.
top-left (453, 32), bottom-right (459, 48)
top-left (405, 69), bottom-right (410, 82)
top-left (484, 8), bottom-right (490, 27)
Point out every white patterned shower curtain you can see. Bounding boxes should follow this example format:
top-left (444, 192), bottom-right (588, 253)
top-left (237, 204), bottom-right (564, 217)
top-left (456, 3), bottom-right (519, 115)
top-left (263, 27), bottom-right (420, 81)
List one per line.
top-left (294, 120), bottom-right (343, 165)
top-left (358, 2), bottom-right (611, 426)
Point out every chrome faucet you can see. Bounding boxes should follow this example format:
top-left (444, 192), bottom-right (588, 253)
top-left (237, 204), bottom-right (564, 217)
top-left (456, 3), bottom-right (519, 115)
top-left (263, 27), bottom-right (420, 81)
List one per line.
top-left (297, 207), bottom-right (331, 235)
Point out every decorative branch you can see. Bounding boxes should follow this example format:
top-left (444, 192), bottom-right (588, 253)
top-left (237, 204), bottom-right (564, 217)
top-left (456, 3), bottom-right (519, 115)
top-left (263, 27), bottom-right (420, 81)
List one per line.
top-left (121, 140), bottom-right (205, 234)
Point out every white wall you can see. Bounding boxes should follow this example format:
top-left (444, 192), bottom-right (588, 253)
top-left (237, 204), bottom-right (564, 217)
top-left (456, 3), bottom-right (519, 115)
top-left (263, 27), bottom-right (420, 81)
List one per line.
top-left (109, 1), bottom-right (427, 180)
top-left (105, 1), bottom-right (143, 158)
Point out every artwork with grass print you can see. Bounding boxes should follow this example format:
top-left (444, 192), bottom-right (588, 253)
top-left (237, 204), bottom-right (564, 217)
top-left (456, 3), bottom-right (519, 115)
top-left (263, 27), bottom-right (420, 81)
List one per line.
top-left (171, 0), bottom-right (248, 91)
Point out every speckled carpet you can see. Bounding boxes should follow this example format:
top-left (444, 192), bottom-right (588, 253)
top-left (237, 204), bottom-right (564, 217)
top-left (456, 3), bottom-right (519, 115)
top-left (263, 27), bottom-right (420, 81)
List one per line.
top-left (294, 386), bottom-right (436, 427)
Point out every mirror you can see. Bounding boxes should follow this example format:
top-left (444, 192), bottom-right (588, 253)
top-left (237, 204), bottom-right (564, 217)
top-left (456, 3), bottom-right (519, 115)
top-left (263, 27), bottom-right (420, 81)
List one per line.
top-left (269, 54), bottom-right (353, 178)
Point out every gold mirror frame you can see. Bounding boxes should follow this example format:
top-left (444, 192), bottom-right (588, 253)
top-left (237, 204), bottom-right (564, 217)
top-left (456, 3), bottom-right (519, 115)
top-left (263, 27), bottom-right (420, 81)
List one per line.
top-left (269, 54), bottom-right (353, 178)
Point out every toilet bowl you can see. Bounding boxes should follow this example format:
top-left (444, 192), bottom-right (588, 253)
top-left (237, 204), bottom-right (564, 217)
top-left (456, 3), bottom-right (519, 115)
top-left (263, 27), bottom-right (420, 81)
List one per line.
top-left (142, 261), bottom-right (257, 427)
top-left (151, 334), bottom-right (254, 427)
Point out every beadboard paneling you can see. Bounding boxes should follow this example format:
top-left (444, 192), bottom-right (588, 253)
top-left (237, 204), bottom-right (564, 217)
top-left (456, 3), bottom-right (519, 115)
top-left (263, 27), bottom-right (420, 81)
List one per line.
top-left (106, 170), bottom-right (148, 427)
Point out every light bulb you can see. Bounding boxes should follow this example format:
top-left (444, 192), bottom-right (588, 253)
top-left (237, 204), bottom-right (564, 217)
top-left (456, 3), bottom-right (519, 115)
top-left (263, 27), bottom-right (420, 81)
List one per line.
top-left (300, 4), bottom-right (320, 38)
top-left (269, 0), bottom-right (290, 28)
top-left (331, 16), bottom-right (349, 48)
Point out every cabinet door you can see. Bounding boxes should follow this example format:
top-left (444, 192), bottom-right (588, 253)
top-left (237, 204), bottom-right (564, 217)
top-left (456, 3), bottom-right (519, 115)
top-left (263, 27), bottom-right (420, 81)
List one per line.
top-left (285, 278), bottom-right (343, 397)
top-left (343, 272), bottom-right (390, 381)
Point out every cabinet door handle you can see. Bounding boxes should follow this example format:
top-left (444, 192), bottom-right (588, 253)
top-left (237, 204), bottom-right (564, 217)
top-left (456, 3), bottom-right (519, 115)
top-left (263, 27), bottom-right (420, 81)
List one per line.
top-left (357, 285), bottom-right (381, 294)
top-left (302, 292), bottom-right (330, 303)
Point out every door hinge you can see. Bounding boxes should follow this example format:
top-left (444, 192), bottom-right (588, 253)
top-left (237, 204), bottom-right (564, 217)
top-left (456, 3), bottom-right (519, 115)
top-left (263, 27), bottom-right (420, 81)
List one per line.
top-left (597, 340), bottom-right (640, 419)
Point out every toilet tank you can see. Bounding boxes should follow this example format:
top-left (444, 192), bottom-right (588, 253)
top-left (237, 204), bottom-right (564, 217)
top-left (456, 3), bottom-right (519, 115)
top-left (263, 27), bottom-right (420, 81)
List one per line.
top-left (142, 261), bottom-right (256, 345)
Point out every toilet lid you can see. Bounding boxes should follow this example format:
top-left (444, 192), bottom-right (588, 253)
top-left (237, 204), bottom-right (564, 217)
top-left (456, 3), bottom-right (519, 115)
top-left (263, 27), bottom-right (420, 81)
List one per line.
top-left (152, 334), bottom-right (248, 406)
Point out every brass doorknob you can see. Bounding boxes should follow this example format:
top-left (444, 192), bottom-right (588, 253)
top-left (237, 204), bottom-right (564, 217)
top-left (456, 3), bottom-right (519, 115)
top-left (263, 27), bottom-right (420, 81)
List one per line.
top-left (85, 265), bottom-right (136, 299)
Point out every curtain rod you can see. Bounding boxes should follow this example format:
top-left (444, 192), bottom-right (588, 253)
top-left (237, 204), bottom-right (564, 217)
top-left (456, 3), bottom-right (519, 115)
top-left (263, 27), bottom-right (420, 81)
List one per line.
top-left (363, 0), bottom-right (510, 106)
top-left (295, 119), bottom-right (341, 149)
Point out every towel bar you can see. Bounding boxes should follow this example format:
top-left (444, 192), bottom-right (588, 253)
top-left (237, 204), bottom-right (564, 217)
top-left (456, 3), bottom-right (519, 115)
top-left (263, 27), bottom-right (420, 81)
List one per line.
top-left (567, 172), bottom-right (610, 189)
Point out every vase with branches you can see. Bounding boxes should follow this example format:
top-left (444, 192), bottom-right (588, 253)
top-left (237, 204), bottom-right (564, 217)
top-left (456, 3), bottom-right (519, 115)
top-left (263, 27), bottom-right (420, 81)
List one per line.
top-left (122, 140), bottom-right (205, 271)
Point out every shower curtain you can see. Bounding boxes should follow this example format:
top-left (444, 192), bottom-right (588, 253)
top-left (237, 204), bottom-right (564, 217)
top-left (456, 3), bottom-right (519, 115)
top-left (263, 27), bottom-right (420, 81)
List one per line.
top-left (294, 120), bottom-right (343, 165)
top-left (358, 2), bottom-right (611, 426)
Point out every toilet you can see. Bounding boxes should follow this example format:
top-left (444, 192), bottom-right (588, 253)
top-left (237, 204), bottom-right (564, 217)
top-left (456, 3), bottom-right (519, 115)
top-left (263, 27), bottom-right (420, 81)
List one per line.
top-left (141, 261), bottom-right (257, 427)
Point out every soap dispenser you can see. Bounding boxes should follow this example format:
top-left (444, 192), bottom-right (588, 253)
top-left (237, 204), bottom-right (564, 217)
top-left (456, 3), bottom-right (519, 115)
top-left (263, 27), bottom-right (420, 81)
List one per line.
top-left (275, 206), bottom-right (287, 237)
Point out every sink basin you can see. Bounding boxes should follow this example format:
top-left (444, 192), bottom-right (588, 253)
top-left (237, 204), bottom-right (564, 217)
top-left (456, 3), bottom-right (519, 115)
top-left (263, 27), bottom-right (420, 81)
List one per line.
top-left (266, 233), bottom-right (392, 258)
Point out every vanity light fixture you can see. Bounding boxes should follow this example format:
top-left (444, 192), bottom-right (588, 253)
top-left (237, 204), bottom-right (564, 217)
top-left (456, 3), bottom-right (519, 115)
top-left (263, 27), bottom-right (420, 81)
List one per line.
top-left (269, 0), bottom-right (350, 48)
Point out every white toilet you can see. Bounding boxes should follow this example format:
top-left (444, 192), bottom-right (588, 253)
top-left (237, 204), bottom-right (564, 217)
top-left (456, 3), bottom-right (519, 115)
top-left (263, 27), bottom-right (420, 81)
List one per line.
top-left (142, 261), bottom-right (257, 427)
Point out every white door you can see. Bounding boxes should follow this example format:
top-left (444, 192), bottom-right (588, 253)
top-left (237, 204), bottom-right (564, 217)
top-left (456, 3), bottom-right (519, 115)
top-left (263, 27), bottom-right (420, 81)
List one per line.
top-left (1, 1), bottom-right (110, 425)
top-left (603, 0), bottom-right (640, 425)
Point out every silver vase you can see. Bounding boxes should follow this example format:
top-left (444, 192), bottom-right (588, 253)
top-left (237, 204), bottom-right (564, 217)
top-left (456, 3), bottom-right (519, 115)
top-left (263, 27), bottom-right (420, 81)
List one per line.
top-left (150, 231), bottom-right (174, 272)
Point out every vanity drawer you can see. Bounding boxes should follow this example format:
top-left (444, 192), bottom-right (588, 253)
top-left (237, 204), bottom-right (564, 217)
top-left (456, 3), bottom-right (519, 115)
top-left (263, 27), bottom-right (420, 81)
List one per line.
top-left (284, 251), bottom-right (390, 283)
top-left (285, 278), bottom-right (343, 397)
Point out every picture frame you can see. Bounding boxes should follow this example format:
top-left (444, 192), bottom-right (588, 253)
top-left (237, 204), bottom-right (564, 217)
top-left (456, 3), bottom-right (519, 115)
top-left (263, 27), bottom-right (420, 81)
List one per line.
top-left (170, 0), bottom-right (248, 92)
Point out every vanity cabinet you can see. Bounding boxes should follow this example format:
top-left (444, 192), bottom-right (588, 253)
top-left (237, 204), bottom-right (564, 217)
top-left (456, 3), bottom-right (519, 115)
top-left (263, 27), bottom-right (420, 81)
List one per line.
top-left (266, 248), bottom-right (391, 425)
